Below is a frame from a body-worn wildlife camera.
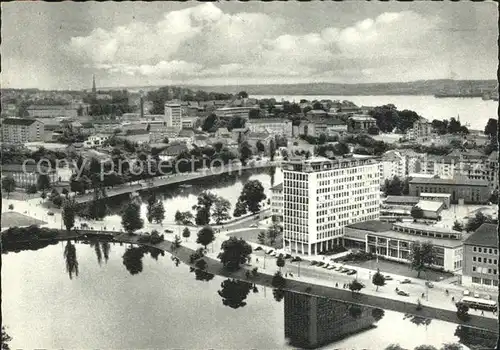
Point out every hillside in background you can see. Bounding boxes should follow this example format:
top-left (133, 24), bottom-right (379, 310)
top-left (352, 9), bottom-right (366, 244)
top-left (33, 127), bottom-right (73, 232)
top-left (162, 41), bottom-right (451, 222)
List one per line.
top-left (110, 79), bottom-right (498, 96)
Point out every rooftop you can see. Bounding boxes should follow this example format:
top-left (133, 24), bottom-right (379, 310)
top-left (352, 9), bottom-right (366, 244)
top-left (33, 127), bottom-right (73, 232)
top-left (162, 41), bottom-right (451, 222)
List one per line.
top-left (247, 118), bottom-right (290, 124)
top-left (464, 223), bottom-right (498, 247)
top-left (349, 115), bottom-right (376, 122)
top-left (385, 196), bottom-right (421, 204)
top-left (393, 222), bottom-right (459, 235)
top-left (345, 220), bottom-right (394, 232)
top-left (367, 229), bottom-right (463, 249)
top-left (420, 193), bottom-right (452, 198)
top-left (409, 176), bottom-right (489, 187)
top-left (271, 183), bottom-right (283, 191)
top-left (415, 200), bottom-right (444, 212)
top-left (2, 118), bottom-right (40, 126)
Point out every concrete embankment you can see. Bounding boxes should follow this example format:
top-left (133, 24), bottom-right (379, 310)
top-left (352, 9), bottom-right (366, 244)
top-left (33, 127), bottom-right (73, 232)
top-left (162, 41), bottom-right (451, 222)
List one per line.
top-left (4, 228), bottom-right (498, 333)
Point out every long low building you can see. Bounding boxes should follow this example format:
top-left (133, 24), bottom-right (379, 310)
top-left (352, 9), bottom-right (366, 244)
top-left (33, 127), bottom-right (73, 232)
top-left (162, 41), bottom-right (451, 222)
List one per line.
top-left (343, 221), bottom-right (463, 272)
top-left (408, 176), bottom-right (490, 204)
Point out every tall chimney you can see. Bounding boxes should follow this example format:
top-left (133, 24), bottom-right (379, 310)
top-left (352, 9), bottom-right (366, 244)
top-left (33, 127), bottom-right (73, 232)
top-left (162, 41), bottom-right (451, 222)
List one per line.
top-left (140, 96), bottom-right (144, 119)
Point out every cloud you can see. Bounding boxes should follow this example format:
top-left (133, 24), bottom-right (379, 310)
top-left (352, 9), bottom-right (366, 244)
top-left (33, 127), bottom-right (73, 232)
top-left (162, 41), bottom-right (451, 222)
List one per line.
top-left (65, 4), bottom-right (486, 84)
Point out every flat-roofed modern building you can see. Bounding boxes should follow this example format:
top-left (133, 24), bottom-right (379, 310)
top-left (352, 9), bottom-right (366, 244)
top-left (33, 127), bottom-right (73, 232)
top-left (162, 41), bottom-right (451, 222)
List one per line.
top-left (414, 200), bottom-right (444, 220)
top-left (164, 103), bottom-right (182, 131)
top-left (270, 183), bottom-right (284, 222)
top-left (419, 192), bottom-right (451, 209)
top-left (462, 223), bottom-right (498, 290)
top-left (215, 106), bottom-right (256, 119)
top-left (343, 221), bottom-right (463, 272)
top-left (2, 118), bottom-right (44, 143)
top-left (408, 176), bottom-right (490, 204)
top-left (282, 156), bottom-right (380, 255)
top-left (246, 118), bottom-right (292, 137)
top-left (26, 105), bottom-right (78, 118)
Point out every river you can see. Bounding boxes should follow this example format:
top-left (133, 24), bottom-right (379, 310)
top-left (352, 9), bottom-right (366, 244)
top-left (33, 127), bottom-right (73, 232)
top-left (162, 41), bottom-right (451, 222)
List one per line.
top-left (104, 167), bottom-right (283, 224)
top-left (2, 241), bottom-right (497, 349)
top-left (253, 95), bottom-right (498, 131)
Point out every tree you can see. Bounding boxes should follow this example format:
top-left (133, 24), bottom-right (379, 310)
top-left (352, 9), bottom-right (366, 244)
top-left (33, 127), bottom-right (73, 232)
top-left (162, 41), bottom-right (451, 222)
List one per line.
top-left (171, 235), bottom-right (182, 251)
top-left (440, 343), bottom-right (463, 350)
top-left (218, 279), bottom-right (252, 309)
top-left (2, 326), bottom-right (13, 350)
top-left (372, 268), bottom-right (386, 291)
top-left (26, 184), bottom-right (38, 194)
top-left (239, 142), bottom-right (253, 165)
top-left (384, 176), bottom-right (404, 196)
top-left (182, 227), bottom-right (191, 241)
top-left (484, 118), bottom-right (498, 138)
top-left (121, 202), bottom-right (144, 234)
top-left (62, 198), bottom-right (77, 232)
top-left (37, 174), bottom-right (51, 191)
top-left (150, 202), bottom-right (165, 224)
top-left (195, 258), bottom-right (207, 271)
top-left (411, 206), bottom-right (424, 220)
top-left (233, 200), bottom-right (247, 217)
top-left (1, 176), bottom-right (16, 198)
top-left (258, 230), bottom-right (266, 244)
top-left (237, 180), bottom-right (267, 214)
top-left (175, 210), bottom-right (194, 225)
top-left (276, 255), bottom-right (285, 272)
top-left (267, 223), bottom-right (281, 246)
top-left (218, 236), bottom-right (253, 270)
top-left (452, 220), bottom-right (464, 232)
top-left (40, 191), bottom-right (47, 200)
top-left (238, 91), bottom-right (249, 98)
top-left (371, 308), bottom-right (385, 322)
top-left (409, 241), bottom-right (435, 278)
top-left (8, 204), bottom-right (14, 210)
top-left (465, 211), bottom-right (491, 232)
top-left (271, 271), bottom-right (286, 289)
top-left (212, 196), bottom-right (231, 224)
top-left (385, 344), bottom-right (407, 350)
top-left (414, 346), bottom-right (437, 350)
top-left (193, 192), bottom-right (217, 225)
top-left (348, 279), bottom-right (364, 294)
top-left (269, 138), bottom-right (276, 161)
top-left (197, 225), bottom-right (215, 249)
top-left (256, 140), bottom-right (265, 154)
top-left (456, 302), bottom-right (470, 321)
top-left (202, 114), bottom-right (218, 132)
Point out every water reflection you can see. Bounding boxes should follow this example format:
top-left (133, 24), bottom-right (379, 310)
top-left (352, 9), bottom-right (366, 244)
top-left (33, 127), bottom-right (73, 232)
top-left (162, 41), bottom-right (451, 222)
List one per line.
top-left (89, 240), bottom-right (103, 265)
top-left (189, 267), bottom-right (215, 282)
top-left (122, 246), bottom-right (165, 275)
top-left (63, 240), bottom-right (79, 279)
top-left (283, 291), bottom-right (380, 349)
top-left (218, 279), bottom-right (253, 309)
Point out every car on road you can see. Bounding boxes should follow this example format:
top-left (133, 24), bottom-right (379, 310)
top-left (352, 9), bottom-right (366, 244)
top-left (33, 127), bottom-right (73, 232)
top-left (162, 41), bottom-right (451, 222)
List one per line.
top-left (346, 269), bottom-right (357, 275)
top-left (249, 223), bottom-right (258, 228)
top-left (335, 266), bottom-right (343, 271)
top-left (340, 268), bottom-right (350, 273)
top-left (254, 246), bottom-right (263, 251)
top-left (284, 254), bottom-right (292, 259)
top-left (317, 262), bottom-right (325, 267)
top-left (327, 265), bottom-right (336, 270)
top-left (425, 281), bottom-right (434, 288)
top-left (164, 229), bottom-right (174, 233)
top-left (400, 278), bottom-right (412, 284)
top-left (397, 290), bottom-right (409, 297)
top-left (47, 211), bottom-right (55, 216)
top-left (266, 249), bottom-right (274, 255)
top-left (384, 275), bottom-right (393, 281)
top-left (270, 251), bottom-right (277, 257)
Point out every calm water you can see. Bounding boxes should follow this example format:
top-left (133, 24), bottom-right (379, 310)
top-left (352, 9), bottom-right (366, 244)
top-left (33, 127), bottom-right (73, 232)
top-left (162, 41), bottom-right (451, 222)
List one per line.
top-left (254, 95), bottom-right (498, 131)
top-left (106, 168), bottom-right (283, 224)
top-left (2, 242), bottom-right (497, 349)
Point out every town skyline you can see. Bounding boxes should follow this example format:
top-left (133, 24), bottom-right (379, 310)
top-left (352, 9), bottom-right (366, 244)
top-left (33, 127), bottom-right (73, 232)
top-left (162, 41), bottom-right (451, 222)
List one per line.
top-left (1, 2), bottom-right (497, 90)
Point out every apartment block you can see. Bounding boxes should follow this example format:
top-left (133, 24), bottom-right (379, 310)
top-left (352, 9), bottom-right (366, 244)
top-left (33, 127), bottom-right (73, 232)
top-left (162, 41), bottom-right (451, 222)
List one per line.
top-left (2, 118), bottom-right (44, 143)
top-left (247, 118), bottom-right (292, 137)
top-left (462, 223), bottom-right (499, 290)
top-left (380, 150), bottom-right (407, 182)
top-left (282, 156), bottom-right (380, 255)
top-left (164, 103), bottom-right (183, 131)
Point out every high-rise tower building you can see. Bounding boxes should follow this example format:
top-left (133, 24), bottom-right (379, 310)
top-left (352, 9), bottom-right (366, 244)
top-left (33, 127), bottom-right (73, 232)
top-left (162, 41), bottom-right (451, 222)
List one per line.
top-left (281, 156), bottom-right (380, 255)
top-left (164, 102), bottom-right (182, 131)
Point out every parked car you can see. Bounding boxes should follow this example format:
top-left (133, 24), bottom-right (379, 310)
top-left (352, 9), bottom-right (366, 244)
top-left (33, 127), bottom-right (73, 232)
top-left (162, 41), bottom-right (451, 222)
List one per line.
top-left (266, 249), bottom-right (274, 255)
top-left (335, 266), bottom-right (343, 271)
top-left (397, 290), bottom-right (409, 297)
top-left (164, 229), bottom-right (173, 233)
top-left (400, 278), bottom-right (412, 284)
top-left (284, 254), bottom-right (292, 259)
top-left (346, 269), bottom-right (357, 275)
top-left (384, 275), bottom-right (393, 281)
top-left (327, 265), bottom-right (336, 270)
top-left (473, 292), bottom-right (480, 298)
top-left (249, 223), bottom-right (258, 228)
top-left (425, 281), bottom-right (434, 288)
top-left (310, 260), bottom-right (318, 266)
top-left (317, 262), bottom-right (325, 267)
top-left (254, 246), bottom-right (263, 251)
top-left (463, 290), bottom-right (470, 296)
top-left (341, 268), bottom-right (350, 273)
top-left (47, 211), bottom-right (55, 216)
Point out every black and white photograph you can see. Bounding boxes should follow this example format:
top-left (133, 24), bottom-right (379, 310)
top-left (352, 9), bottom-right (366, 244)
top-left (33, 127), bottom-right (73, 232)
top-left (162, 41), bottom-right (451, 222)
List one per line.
top-left (1, 2), bottom-right (498, 349)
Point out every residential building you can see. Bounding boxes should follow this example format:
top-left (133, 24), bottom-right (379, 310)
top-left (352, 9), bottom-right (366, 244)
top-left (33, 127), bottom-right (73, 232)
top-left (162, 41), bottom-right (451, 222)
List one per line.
top-left (409, 176), bottom-right (490, 204)
top-left (485, 151), bottom-right (498, 190)
top-left (284, 291), bottom-right (376, 349)
top-left (181, 116), bottom-right (198, 129)
top-left (419, 193), bottom-right (451, 209)
top-left (343, 221), bottom-right (463, 272)
top-left (215, 106), bottom-right (256, 119)
top-left (306, 109), bottom-right (328, 118)
top-left (270, 183), bottom-right (284, 222)
top-left (1, 163), bottom-right (57, 189)
top-left (347, 115), bottom-right (377, 133)
top-left (412, 117), bottom-right (433, 139)
top-left (83, 134), bottom-right (110, 148)
top-left (302, 117), bottom-right (347, 137)
top-left (247, 131), bottom-right (273, 152)
top-left (246, 118), bottom-right (292, 137)
top-left (2, 118), bottom-right (44, 143)
top-left (282, 156), bottom-right (380, 255)
top-left (164, 103), bottom-right (183, 131)
top-left (26, 105), bottom-right (79, 118)
top-left (380, 150), bottom-right (406, 182)
top-left (462, 223), bottom-right (498, 290)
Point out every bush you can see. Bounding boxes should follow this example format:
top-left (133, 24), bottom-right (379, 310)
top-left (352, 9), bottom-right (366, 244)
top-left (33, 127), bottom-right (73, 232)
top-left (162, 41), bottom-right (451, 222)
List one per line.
top-left (416, 299), bottom-right (423, 311)
top-left (137, 231), bottom-right (165, 244)
top-left (2, 226), bottom-right (58, 242)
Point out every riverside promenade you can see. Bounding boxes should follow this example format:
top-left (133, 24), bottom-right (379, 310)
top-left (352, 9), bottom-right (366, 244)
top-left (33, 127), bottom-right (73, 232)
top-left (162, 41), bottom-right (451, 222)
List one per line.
top-left (4, 227), bottom-right (497, 333)
top-left (73, 161), bottom-right (277, 204)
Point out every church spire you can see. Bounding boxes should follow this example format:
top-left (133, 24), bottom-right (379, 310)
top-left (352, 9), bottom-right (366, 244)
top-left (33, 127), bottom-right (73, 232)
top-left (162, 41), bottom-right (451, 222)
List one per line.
top-left (92, 74), bottom-right (96, 94)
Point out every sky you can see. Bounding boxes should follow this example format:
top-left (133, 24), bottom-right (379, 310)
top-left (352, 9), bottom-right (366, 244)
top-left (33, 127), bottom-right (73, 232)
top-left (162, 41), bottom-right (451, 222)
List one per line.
top-left (1, 1), bottom-right (498, 90)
